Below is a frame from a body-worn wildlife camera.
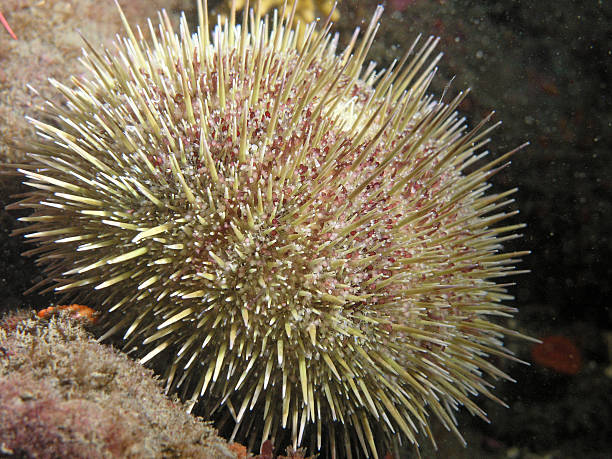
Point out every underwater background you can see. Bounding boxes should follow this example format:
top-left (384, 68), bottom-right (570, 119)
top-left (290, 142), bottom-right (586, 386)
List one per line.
top-left (0, 1), bottom-right (610, 457)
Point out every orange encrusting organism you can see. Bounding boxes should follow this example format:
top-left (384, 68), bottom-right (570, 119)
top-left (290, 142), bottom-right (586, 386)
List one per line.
top-left (531, 335), bottom-right (582, 375)
top-left (37, 304), bottom-right (98, 324)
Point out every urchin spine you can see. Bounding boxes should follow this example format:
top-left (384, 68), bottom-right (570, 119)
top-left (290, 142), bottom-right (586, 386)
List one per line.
top-left (10, 1), bottom-right (532, 457)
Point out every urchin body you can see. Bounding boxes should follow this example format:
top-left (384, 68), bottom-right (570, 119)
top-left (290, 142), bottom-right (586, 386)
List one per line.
top-left (12, 1), bottom-right (528, 457)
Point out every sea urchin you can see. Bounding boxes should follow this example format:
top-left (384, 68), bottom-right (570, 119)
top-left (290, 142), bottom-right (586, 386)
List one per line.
top-left (11, 1), bottom-right (530, 457)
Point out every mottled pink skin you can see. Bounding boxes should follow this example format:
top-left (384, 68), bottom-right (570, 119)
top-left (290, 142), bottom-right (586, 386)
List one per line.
top-left (137, 49), bottom-right (467, 327)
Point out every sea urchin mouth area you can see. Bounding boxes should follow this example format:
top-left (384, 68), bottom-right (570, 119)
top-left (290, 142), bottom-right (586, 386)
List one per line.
top-left (12, 2), bottom-right (529, 457)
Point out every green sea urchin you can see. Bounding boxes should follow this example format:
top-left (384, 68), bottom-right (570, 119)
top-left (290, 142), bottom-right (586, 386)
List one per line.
top-left (11, 1), bottom-right (530, 457)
